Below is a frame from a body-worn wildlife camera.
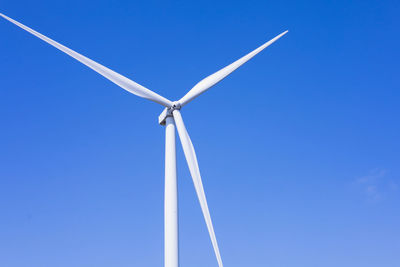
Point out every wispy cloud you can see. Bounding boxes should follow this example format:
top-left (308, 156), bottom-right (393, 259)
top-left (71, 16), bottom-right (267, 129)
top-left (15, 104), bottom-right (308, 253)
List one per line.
top-left (356, 168), bottom-right (397, 202)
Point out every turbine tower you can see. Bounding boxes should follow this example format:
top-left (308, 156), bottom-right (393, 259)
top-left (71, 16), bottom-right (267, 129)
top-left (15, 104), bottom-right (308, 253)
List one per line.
top-left (0, 13), bottom-right (288, 267)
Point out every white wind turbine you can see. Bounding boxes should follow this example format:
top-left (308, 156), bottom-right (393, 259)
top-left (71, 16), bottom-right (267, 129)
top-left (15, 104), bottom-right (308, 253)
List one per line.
top-left (1, 13), bottom-right (288, 267)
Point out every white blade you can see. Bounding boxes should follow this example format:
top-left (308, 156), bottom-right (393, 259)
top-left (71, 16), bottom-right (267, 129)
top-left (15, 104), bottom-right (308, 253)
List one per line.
top-left (178, 30), bottom-right (288, 107)
top-left (0, 13), bottom-right (172, 107)
top-left (172, 109), bottom-right (223, 267)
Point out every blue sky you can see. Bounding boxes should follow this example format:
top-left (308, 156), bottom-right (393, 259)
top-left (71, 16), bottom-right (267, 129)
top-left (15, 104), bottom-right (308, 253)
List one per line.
top-left (0, 0), bottom-right (399, 266)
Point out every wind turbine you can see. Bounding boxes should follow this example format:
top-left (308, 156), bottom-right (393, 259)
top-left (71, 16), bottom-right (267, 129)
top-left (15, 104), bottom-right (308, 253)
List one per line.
top-left (0, 13), bottom-right (288, 267)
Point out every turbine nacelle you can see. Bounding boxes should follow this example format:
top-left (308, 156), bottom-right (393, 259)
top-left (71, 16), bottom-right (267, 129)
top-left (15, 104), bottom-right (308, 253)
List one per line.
top-left (159, 101), bottom-right (182, 125)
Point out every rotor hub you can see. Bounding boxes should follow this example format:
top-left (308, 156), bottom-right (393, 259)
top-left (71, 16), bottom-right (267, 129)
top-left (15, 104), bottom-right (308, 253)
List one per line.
top-left (170, 101), bottom-right (181, 111)
top-left (158, 101), bottom-right (181, 125)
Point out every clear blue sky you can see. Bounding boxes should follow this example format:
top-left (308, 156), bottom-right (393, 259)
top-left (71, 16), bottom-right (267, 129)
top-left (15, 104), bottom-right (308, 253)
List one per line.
top-left (1, 0), bottom-right (399, 266)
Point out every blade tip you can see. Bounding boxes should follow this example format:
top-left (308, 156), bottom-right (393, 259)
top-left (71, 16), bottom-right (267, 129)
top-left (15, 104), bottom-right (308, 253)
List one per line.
top-left (0, 13), bottom-right (9, 20)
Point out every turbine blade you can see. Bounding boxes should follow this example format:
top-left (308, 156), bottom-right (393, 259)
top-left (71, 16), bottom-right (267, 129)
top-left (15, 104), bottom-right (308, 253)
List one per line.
top-left (0, 13), bottom-right (172, 107)
top-left (172, 109), bottom-right (223, 267)
top-left (178, 30), bottom-right (288, 106)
